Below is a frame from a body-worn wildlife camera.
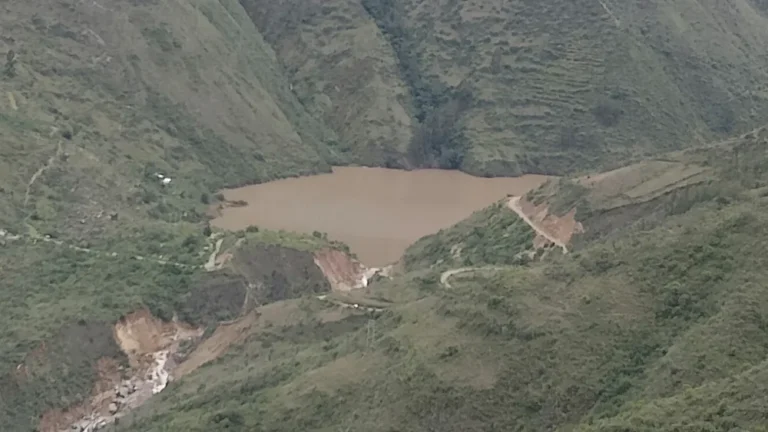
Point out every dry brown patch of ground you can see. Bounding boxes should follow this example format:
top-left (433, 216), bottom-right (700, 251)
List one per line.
top-left (313, 248), bottom-right (370, 292)
top-left (510, 196), bottom-right (584, 252)
top-left (177, 299), bottom-right (353, 377)
top-left (114, 309), bottom-right (203, 370)
top-left (175, 310), bottom-right (258, 378)
top-left (43, 310), bottom-right (204, 431)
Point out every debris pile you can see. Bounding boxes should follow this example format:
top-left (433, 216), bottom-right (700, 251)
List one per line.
top-left (68, 379), bottom-right (137, 432)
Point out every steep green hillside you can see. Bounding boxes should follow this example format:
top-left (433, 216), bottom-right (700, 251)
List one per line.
top-left (239, 0), bottom-right (415, 167)
top-left (373, 0), bottom-right (768, 175)
top-left (403, 201), bottom-right (536, 270)
top-left (5, 0), bottom-right (768, 431)
top-left (242, 0), bottom-right (768, 175)
top-left (0, 0), bottom-right (343, 430)
top-left (0, 0), bottom-right (340, 239)
top-left (403, 0), bottom-right (768, 174)
top-left (110, 132), bottom-right (768, 431)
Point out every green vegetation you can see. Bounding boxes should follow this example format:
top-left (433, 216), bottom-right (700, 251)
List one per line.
top-left (4, 0), bottom-right (768, 431)
top-left (243, 0), bottom-right (768, 175)
top-left (230, 226), bottom-right (351, 254)
top-left (239, 0), bottom-right (415, 167)
top-left (118, 299), bottom-right (376, 431)
top-left (114, 134), bottom-right (768, 431)
top-left (0, 1), bottom-right (348, 428)
top-left (404, 201), bottom-right (536, 270)
top-left (0, 242), bottom-right (200, 428)
top-left (362, 0), bottom-right (472, 169)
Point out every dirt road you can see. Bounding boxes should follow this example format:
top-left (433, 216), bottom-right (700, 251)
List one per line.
top-left (438, 195), bottom-right (574, 288)
top-left (439, 266), bottom-right (507, 288)
top-left (506, 196), bottom-right (568, 254)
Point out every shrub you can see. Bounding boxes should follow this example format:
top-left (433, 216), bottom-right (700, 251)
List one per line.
top-left (592, 100), bottom-right (624, 127)
top-left (3, 50), bottom-right (16, 78)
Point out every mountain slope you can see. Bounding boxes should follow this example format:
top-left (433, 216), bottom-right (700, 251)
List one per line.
top-left (376, 0), bottom-right (768, 174)
top-left (239, 0), bottom-right (416, 167)
top-left (112, 131), bottom-right (768, 431)
top-left (242, 0), bottom-right (768, 175)
top-left (5, 1), bottom-right (768, 431)
top-left (0, 1), bottom-right (343, 430)
top-left (0, 0), bottom-right (339, 235)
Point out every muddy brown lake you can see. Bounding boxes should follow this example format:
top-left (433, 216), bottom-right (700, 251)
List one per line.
top-left (212, 167), bottom-right (551, 267)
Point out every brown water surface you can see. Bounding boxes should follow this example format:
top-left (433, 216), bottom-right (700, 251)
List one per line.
top-left (212, 167), bottom-right (551, 266)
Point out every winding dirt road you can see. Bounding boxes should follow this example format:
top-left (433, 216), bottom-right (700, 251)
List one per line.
top-left (438, 195), bottom-right (573, 287)
top-left (506, 196), bottom-right (568, 254)
top-left (440, 266), bottom-right (506, 288)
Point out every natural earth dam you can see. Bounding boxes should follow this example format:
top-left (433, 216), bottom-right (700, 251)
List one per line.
top-left (212, 167), bottom-right (551, 266)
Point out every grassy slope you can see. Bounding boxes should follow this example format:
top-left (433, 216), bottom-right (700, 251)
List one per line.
top-left (239, 0), bottom-right (415, 167)
top-left (400, 0), bottom-right (768, 175)
top-left (0, 0), bottom-right (343, 325)
top-left (4, 1), bottom-right (768, 431)
top-left (118, 132), bottom-right (768, 431)
top-left (0, 0), bottom-right (347, 430)
top-left (0, 225), bottom-right (346, 430)
top-left (403, 201), bottom-right (536, 270)
top-left (247, 0), bottom-right (768, 175)
top-left (0, 0), bottom-right (339, 235)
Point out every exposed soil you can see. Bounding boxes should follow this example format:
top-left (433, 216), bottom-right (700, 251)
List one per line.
top-left (204, 238), bottom-right (224, 271)
top-left (507, 196), bottom-right (583, 253)
top-left (7, 91), bottom-right (18, 110)
top-left (313, 248), bottom-right (387, 292)
top-left (36, 242), bottom-right (375, 431)
top-left (41, 397), bottom-right (89, 432)
top-left (178, 299), bottom-right (357, 376)
top-left (232, 243), bottom-right (331, 303)
top-left (41, 358), bottom-right (122, 432)
top-left (175, 310), bottom-right (258, 378)
top-left (50, 309), bottom-right (204, 432)
top-left (439, 196), bottom-right (585, 288)
top-left (113, 309), bottom-right (203, 369)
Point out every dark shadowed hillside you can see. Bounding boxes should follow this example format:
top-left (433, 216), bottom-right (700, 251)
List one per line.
top-left (242, 0), bottom-right (768, 175)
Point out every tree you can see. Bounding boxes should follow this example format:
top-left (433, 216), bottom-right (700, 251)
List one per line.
top-left (592, 99), bottom-right (623, 127)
